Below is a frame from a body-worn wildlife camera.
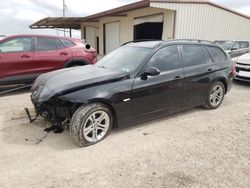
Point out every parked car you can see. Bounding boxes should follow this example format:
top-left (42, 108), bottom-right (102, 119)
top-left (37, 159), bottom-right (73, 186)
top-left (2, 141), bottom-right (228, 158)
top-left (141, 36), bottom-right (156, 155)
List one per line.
top-left (29, 40), bottom-right (235, 147)
top-left (0, 34), bottom-right (5, 40)
top-left (215, 40), bottom-right (250, 58)
top-left (0, 35), bottom-right (97, 85)
top-left (233, 53), bottom-right (250, 82)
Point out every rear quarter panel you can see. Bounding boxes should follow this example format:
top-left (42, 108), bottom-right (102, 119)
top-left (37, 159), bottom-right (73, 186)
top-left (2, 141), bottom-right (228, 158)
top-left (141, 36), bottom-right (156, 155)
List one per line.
top-left (211, 60), bottom-right (233, 94)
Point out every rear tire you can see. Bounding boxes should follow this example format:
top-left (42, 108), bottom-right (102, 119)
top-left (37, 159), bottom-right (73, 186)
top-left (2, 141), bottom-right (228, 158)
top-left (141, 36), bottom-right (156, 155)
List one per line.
top-left (204, 81), bottom-right (225, 109)
top-left (69, 103), bottom-right (113, 147)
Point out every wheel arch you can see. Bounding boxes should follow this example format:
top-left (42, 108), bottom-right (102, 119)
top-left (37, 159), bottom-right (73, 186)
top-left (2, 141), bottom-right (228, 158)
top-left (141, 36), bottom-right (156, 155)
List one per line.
top-left (214, 77), bottom-right (228, 94)
top-left (86, 99), bottom-right (118, 129)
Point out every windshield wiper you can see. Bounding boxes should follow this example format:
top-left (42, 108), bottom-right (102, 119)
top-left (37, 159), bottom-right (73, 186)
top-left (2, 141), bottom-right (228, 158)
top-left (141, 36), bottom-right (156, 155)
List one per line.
top-left (97, 65), bottom-right (107, 69)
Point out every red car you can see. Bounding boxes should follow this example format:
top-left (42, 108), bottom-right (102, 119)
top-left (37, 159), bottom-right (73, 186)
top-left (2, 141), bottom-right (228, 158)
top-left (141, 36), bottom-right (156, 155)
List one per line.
top-left (0, 34), bottom-right (97, 85)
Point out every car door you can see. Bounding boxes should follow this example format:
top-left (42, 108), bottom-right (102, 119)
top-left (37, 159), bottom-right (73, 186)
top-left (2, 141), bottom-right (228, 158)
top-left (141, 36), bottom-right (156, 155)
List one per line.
top-left (238, 41), bottom-right (250, 56)
top-left (230, 41), bottom-right (241, 58)
top-left (0, 37), bottom-right (34, 83)
top-left (181, 45), bottom-right (214, 107)
top-left (132, 45), bottom-right (184, 117)
top-left (33, 37), bottom-right (72, 74)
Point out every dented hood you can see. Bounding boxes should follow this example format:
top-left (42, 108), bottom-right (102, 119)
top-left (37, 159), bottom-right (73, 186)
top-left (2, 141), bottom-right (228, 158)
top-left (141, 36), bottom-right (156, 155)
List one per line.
top-left (31, 65), bottom-right (128, 102)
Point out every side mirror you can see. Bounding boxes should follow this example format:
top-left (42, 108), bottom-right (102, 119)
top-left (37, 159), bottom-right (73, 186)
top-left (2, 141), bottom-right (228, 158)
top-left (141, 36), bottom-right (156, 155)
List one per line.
top-left (145, 67), bottom-right (160, 76)
top-left (231, 47), bottom-right (238, 51)
top-left (141, 67), bottom-right (160, 80)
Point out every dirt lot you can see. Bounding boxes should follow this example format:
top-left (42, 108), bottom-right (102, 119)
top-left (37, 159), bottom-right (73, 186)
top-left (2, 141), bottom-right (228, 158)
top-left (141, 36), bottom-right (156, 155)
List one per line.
top-left (0, 81), bottom-right (249, 188)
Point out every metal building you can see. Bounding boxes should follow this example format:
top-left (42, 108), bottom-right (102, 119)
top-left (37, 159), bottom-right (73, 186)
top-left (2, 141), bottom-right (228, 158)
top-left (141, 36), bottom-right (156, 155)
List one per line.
top-left (31, 0), bottom-right (250, 55)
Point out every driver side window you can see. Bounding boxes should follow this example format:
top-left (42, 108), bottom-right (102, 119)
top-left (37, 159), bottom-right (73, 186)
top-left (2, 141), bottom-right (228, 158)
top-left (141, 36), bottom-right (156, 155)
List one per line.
top-left (147, 46), bottom-right (180, 72)
top-left (0, 37), bottom-right (32, 53)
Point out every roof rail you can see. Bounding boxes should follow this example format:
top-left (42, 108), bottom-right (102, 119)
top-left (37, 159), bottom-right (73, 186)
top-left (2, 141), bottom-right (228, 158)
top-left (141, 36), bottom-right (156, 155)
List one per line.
top-left (122, 39), bottom-right (215, 46)
top-left (168, 39), bottom-right (215, 44)
top-left (122, 39), bottom-right (164, 46)
top-left (121, 39), bottom-right (216, 47)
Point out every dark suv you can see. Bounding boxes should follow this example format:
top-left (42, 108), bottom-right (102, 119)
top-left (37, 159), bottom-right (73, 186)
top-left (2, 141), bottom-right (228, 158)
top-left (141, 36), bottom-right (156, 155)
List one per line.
top-left (0, 35), bottom-right (97, 85)
top-left (29, 40), bottom-right (235, 147)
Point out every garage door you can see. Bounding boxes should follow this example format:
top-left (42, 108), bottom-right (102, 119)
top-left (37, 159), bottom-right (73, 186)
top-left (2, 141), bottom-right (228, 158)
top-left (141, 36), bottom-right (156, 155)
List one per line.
top-left (85, 27), bottom-right (96, 49)
top-left (134, 14), bottom-right (163, 40)
top-left (105, 22), bottom-right (120, 54)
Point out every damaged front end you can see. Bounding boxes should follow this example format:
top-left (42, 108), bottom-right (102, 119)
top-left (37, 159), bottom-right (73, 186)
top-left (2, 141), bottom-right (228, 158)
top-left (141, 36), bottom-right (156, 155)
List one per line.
top-left (24, 64), bottom-right (128, 133)
top-left (26, 96), bottom-right (78, 133)
top-left (25, 78), bottom-right (80, 133)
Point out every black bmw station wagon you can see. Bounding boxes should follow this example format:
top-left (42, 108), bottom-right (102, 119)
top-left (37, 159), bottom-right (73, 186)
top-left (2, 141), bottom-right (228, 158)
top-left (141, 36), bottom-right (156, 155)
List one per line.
top-left (29, 40), bottom-right (235, 147)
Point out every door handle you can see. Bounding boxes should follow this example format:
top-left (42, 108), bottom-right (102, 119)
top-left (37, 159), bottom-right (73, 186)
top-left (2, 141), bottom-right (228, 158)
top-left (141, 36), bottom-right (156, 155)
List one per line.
top-left (208, 68), bottom-right (213, 72)
top-left (175, 76), bottom-right (181, 80)
top-left (21, 54), bottom-right (31, 58)
top-left (60, 52), bottom-right (68, 56)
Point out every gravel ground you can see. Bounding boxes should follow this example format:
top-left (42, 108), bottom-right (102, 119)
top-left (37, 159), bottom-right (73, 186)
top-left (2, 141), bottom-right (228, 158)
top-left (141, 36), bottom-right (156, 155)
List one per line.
top-left (0, 81), bottom-right (249, 188)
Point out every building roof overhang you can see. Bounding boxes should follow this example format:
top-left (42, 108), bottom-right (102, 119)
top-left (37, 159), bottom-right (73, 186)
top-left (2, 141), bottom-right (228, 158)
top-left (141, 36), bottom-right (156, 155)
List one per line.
top-left (30, 0), bottom-right (249, 29)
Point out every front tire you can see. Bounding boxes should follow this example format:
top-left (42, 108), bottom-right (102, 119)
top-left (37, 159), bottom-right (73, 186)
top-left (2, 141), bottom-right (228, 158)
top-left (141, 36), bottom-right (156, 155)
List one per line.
top-left (204, 81), bottom-right (225, 109)
top-left (68, 64), bottom-right (84, 68)
top-left (70, 103), bottom-right (113, 147)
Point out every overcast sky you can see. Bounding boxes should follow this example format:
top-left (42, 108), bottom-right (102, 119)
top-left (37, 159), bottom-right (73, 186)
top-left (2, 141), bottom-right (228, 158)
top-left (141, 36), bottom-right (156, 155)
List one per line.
top-left (0, 0), bottom-right (249, 38)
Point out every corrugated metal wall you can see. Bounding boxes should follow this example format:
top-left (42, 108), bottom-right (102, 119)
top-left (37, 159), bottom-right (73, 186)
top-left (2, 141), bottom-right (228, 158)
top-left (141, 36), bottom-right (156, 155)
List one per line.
top-left (151, 2), bottom-right (250, 41)
top-left (81, 3), bottom-right (250, 55)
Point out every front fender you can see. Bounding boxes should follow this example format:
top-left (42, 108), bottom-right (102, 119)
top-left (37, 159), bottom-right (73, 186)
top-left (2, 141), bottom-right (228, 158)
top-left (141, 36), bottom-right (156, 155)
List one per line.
top-left (59, 85), bottom-right (113, 104)
top-left (59, 79), bottom-right (134, 125)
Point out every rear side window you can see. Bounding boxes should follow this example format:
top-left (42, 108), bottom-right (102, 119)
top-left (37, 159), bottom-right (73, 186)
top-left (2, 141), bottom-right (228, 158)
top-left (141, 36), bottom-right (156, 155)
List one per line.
top-left (206, 46), bottom-right (227, 62)
top-left (182, 45), bottom-right (205, 67)
top-left (61, 39), bottom-right (75, 48)
top-left (36, 38), bottom-right (65, 51)
top-left (239, 41), bottom-right (249, 48)
top-left (147, 46), bottom-right (179, 72)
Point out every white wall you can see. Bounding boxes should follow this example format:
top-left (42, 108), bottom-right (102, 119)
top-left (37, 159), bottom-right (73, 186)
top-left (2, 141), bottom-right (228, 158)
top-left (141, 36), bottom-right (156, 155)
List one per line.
top-left (85, 27), bottom-right (96, 49)
top-left (80, 2), bottom-right (250, 55)
top-left (81, 7), bottom-right (175, 55)
top-left (151, 2), bottom-right (250, 41)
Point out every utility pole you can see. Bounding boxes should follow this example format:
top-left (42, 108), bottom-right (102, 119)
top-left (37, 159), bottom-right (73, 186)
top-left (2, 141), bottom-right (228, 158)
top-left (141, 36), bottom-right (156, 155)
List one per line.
top-left (63, 0), bottom-right (66, 17)
top-left (63, 0), bottom-right (66, 36)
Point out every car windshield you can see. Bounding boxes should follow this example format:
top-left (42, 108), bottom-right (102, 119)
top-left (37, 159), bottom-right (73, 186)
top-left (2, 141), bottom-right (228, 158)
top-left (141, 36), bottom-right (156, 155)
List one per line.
top-left (96, 46), bottom-right (151, 73)
top-left (215, 41), bottom-right (233, 50)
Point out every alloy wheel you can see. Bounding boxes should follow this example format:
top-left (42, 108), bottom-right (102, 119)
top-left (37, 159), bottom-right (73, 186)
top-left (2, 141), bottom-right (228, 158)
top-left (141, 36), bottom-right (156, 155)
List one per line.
top-left (209, 85), bottom-right (224, 107)
top-left (83, 110), bottom-right (110, 143)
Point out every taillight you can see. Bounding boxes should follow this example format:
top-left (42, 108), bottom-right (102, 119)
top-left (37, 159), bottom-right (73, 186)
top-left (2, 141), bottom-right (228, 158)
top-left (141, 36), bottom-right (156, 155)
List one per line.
top-left (91, 52), bottom-right (97, 64)
top-left (230, 62), bottom-right (236, 76)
